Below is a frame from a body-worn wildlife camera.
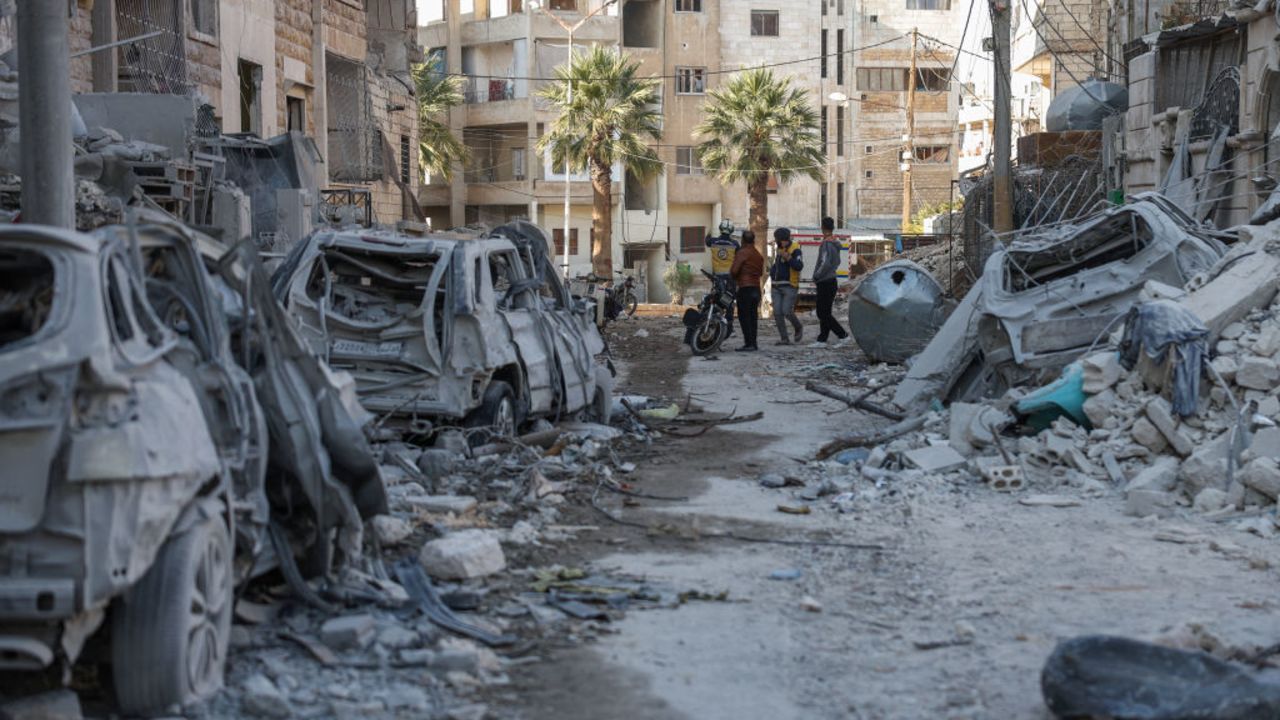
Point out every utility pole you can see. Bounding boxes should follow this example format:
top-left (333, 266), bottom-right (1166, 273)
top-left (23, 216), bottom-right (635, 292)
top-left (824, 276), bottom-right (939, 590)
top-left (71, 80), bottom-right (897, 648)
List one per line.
top-left (17, 0), bottom-right (74, 228)
top-left (991, 0), bottom-right (1014, 233)
top-left (901, 27), bottom-right (918, 234)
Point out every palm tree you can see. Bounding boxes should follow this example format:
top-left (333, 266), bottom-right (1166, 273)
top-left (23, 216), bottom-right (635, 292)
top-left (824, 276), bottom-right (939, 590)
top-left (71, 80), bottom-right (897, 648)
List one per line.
top-left (538, 46), bottom-right (662, 277)
top-left (695, 68), bottom-right (825, 252)
top-left (413, 63), bottom-right (468, 182)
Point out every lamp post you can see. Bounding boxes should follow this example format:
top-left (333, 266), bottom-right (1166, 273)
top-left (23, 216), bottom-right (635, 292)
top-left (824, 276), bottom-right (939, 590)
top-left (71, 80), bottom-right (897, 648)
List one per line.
top-left (529, 0), bottom-right (618, 279)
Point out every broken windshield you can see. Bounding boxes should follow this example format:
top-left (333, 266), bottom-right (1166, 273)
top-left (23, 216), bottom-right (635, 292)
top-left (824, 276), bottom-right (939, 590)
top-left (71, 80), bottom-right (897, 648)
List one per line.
top-left (306, 247), bottom-right (443, 326)
top-left (0, 248), bottom-right (57, 354)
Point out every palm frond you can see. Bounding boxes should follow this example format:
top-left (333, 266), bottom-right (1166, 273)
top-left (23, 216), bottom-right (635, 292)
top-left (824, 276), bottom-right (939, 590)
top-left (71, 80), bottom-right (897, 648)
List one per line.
top-left (412, 63), bottom-right (468, 181)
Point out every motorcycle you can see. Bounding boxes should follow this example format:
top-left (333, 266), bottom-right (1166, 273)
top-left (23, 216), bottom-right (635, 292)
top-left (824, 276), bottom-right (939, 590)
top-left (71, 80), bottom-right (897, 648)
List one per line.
top-left (582, 273), bottom-right (632, 327)
top-left (615, 271), bottom-right (639, 317)
top-left (683, 270), bottom-right (735, 356)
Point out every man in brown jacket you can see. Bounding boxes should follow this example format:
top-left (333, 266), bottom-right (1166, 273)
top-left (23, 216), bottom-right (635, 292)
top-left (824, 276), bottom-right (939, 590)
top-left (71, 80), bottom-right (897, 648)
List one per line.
top-left (730, 230), bottom-right (763, 352)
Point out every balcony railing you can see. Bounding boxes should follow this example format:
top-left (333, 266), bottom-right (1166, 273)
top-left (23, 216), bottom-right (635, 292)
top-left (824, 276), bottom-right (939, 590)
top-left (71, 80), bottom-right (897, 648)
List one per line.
top-left (465, 77), bottom-right (519, 104)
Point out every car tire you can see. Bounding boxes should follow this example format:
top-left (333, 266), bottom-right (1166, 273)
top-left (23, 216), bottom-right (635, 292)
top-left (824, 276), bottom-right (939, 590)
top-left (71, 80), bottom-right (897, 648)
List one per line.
top-left (112, 514), bottom-right (232, 716)
top-left (466, 380), bottom-right (517, 442)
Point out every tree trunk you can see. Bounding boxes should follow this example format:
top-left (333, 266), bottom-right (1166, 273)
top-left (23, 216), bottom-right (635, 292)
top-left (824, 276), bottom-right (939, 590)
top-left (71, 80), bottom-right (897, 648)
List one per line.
top-left (590, 157), bottom-right (613, 278)
top-left (748, 173), bottom-right (769, 255)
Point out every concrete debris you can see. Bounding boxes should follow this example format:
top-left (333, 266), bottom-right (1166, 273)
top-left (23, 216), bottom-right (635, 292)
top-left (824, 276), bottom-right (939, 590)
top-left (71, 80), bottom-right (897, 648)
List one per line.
top-left (242, 673), bottom-right (293, 719)
top-left (371, 514), bottom-right (415, 546)
top-left (319, 614), bottom-right (377, 650)
top-left (419, 530), bottom-right (508, 580)
top-left (903, 444), bottom-right (968, 473)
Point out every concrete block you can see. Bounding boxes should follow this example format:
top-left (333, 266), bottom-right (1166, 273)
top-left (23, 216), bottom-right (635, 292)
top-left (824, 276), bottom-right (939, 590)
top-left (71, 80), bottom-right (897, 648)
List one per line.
top-left (1082, 352), bottom-right (1123, 393)
top-left (1180, 226), bottom-right (1280, 341)
top-left (1250, 426), bottom-right (1280, 459)
top-left (419, 529), bottom-right (506, 580)
top-left (1178, 432), bottom-right (1232, 494)
top-left (372, 514), bottom-right (414, 546)
top-left (320, 614), bottom-right (377, 650)
top-left (1130, 417), bottom-right (1168, 453)
top-left (417, 448), bottom-right (459, 478)
top-left (1194, 487), bottom-right (1229, 513)
top-left (1083, 389), bottom-right (1116, 428)
top-left (1210, 355), bottom-right (1238, 383)
top-left (1145, 399), bottom-right (1193, 457)
top-left (903, 444), bottom-right (968, 473)
top-left (1236, 357), bottom-right (1280, 391)
top-left (1255, 325), bottom-right (1280, 356)
top-left (243, 673), bottom-right (293, 718)
top-left (1241, 457), bottom-right (1280, 500)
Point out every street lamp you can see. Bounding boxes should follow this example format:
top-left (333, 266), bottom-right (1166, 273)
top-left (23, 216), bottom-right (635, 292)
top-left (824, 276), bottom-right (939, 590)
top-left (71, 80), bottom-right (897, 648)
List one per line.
top-left (529, 0), bottom-right (619, 278)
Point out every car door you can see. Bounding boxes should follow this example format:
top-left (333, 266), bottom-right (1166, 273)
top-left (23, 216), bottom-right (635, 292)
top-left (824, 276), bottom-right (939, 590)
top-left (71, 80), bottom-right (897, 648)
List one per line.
top-left (486, 246), bottom-right (556, 414)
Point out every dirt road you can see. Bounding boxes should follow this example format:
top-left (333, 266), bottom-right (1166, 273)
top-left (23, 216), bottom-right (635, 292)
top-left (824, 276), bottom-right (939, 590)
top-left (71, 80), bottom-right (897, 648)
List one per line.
top-left (498, 317), bottom-right (1280, 720)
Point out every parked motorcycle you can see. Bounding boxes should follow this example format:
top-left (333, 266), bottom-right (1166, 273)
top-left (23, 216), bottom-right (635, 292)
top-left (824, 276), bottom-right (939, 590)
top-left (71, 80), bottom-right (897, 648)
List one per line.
top-left (582, 273), bottom-right (629, 326)
top-left (683, 270), bottom-right (735, 356)
top-left (615, 271), bottom-right (639, 317)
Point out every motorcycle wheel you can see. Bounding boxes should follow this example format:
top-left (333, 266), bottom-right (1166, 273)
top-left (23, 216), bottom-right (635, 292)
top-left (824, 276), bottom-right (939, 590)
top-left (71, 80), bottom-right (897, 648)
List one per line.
top-left (690, 314), bottom-right (727, 356)
top-left (624, 290), bottom-right (638, 317)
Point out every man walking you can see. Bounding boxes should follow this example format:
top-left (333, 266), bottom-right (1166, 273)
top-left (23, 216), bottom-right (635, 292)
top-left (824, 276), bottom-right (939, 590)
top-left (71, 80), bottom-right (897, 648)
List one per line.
top-left (769, 228), bottom-right (804, 345)
top-left (811, 216), bottom-right (850, 347)
top-left (730, 230), bottom-right (763, 352)
top-left (706, 219), bottom-right (738, 334)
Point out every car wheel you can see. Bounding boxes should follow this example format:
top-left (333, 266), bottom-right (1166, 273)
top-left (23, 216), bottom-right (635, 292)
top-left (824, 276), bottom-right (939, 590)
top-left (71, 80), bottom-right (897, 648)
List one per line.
top-left (112, 514), bottom-right (232, 716)
top-left (467, 381), bottom-right (517, 442)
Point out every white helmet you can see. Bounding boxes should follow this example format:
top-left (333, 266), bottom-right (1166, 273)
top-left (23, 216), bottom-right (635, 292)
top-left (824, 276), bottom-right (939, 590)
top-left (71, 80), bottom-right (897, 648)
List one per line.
top-left (718, 219), bottom-right (735, 235)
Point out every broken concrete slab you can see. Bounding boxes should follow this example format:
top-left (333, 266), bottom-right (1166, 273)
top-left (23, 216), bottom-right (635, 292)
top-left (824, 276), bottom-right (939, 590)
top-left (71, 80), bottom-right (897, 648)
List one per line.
top-left (1125, 456), bottom-right (1181, 495)
top-left (419, 530), bottom-right (507, 580)
top-left (1130, 417), bottom-right (1169, 453)
top-left (406, 495), bottom-right (478, 515)
top-left (1193, 487), bottom-right (1229, 513)
top-left (1179, 222), bottom-right (1280, 341)
top-left (903, 444), bottom-right (968, 473)
top-left (1145, 399), bottom-right (1193, 457)
top-left (1178, 432), bottom-right (1232, 495)
top-left (1125, 489), bottom-right (1177, 518)
top-left (372, 514), bottom-right (414, 546)
top-left (243, 673), bottom-right (294, 718)
top-left (1210, 355), bottom-right (1238, 383)
top-left (1241, 457), bottom-right (1280, 500)
top-left (1083, 389), bottom-right (1117, 428)
top-left (1249, 426), bottom-right (1280, 460)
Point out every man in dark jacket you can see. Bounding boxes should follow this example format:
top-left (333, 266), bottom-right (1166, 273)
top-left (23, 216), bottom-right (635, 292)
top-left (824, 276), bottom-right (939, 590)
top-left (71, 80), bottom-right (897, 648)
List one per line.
top-left (810, 216), bottom-right (850, 347)
top-left (769, 228), bottom-right (804, 345)
top-left (730, 230), bottom-right (763, 351)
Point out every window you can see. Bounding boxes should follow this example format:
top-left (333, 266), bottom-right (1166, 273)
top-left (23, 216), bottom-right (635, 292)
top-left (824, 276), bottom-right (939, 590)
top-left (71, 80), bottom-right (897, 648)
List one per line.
top-left (679, 226), bottom-right (705, 253)
top-left (838, 0), bottom-right (845, 14)
top-left (916, 67), bottom-right (951, 91)
top-left (675, 67), bottom-right (706, 94)
top-left (820, 184), bottom-right (828, 220)
top-left (675, 0), bottom-right (702, 11)
top-left (821, 30), bottom-right (827, 78)
top-left (548, 0), bottom-right (575, 9)
top-left (864, 170), bottom-right (873, 178)
top-left (856, 67), bottom-right (906, 92)
top-left (767, 173), bottom-right (779, 194)
top-left (820, 108), bottom-right (828, 152)
top-left (238, 59), bottom-right (262, 135)
top-left (864, 144), bottom-right (873, 154)
top-left (836, 105), bottom-right (844, 156)
top-left (914, 145), bottom-right (951, 163)
top-left (750, 10), bottom-right (779, 36)
top-left (837, 182), bottom-right (845, 226)
top-left (512, 148), bottom-right (526, 180)
top-left (676, 146), bottom-right (702, 175)
top-left (836, 29), bottom-right (845, 84)
top-left (190, 0), bottom-right (217, 36)
top-left (552, 228), bottom-right (579, 255)
top-left (906, 0), bottom-right (951, 8)
top-left (400, 135), bottom-right (411, 183)
top-left (287, 96), bottom-right (305, 132)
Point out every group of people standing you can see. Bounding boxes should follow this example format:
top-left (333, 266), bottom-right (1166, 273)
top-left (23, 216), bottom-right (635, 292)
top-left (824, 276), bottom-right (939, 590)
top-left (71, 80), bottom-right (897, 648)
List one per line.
top-left (706, 217), bottom-right (851, 353)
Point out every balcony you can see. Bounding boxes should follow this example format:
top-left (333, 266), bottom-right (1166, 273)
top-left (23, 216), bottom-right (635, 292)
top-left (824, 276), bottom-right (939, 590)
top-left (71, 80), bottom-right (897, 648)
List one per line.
top-left (465, 77), bottom-right (519, 103)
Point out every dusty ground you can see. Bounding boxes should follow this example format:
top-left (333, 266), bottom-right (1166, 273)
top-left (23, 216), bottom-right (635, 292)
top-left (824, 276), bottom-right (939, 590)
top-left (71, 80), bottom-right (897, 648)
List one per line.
top-left (492, 314), bottom-right (1280, 720)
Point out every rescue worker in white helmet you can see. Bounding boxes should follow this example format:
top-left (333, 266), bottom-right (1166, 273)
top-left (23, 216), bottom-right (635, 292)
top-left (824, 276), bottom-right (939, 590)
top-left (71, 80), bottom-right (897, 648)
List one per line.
top-left (705, 219), bottom-right (739, 335)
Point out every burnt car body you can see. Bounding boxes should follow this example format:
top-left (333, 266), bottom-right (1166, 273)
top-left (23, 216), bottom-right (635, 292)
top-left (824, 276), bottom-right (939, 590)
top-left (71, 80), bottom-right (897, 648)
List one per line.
top-left (0, 217), bottom-right (384, 715)
top-left (275, 221), bottom-right (612, 436)
top-left (894, 194), bottom-right (1230, 408)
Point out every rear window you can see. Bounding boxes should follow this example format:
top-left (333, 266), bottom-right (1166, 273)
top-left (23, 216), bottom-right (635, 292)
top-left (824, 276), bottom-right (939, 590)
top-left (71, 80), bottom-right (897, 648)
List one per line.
top-left (305, 247), bottom-right (443, 323)
top-left (0, 248), bottom-right (56, 354)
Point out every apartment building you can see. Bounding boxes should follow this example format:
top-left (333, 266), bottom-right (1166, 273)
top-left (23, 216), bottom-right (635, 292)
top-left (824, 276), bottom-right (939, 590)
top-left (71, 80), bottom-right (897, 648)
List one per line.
top-left (418, 0), bottom-right (963, 298)
top-left (1010, 0), bottom-right (1113, 94)
top-left (61, 0), bottom-right (420, 226)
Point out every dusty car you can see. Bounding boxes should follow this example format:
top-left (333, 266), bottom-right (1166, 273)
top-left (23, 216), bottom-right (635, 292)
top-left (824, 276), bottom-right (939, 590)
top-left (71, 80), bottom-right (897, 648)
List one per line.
top-left (0, 218), bottom-right (384, 715)
top-left (275, 220), bottom-right (613, 437)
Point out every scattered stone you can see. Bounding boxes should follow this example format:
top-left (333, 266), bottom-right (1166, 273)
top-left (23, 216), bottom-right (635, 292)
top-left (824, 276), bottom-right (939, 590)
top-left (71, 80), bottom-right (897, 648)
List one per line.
top-left (1083, 390), bottom-right (1116, 428)
top-left (799, 596), bottom-right (823, 613)
top-left (1193, 487), bottom-right (1229, 514)
top-left (903, 444), bottom-right (967, 473)
top-left (436, 429), bottom-right (471, 455)
top-left (446, 704), bottom-right (491, 720)
top-left (1221, 322), bottom-right (1247, 340)
top-left (407, 494), bottom-right (478, 515)
top-left (1082, 352), bottom-right (1123, 393)
top-left (1240, 457), bottom-right (1280, 500)
top-left (376, 624), bottom-right (421, 650)
top-left (1249, 426), bottom-right (1280, 460)
top-left (759, 473), bottom-right (787, 488)
top-left (1259, 395), bottom-right (1280, 418)
top-left (1211, 355), bottom-right (1239, 383)
top-left (243, 673), bottom-right (293, 718)
top-left (1018, 494), bottom-right (1081, 508)
top-left (1255, 325), bottom-right (1280, 356)
top-left (320, 614), bottom-right (376, 650)
top-left (418, 448), bottom-right (459, 478)
top-left (419, 529), bottom-right (507, 580)
top-left (371, 514), bottom-right (414, 546)
top-left (1125, 489), bottom-right (1177, 518)
top-left (1236, 357), bottom-right (1280, 391)
top-left (1130, 417), bottom-right (1168, 453)
top-left (331, 700), bottom-right (386, 720)
top-left (441, 588), bottom-right (484, 611)
top-left (384, 684), bottom-right (430, 712)
top-left (1178, 433), bottom-right (1232, 494)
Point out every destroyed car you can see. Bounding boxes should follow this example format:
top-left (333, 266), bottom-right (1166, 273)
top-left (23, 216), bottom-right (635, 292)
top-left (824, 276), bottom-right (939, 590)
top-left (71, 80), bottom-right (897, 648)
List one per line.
top-left (896, 194), bottom-right (1230, 408)
top-left (275, 220), bottom-right (613, 437)
top-left (0, 217), bottom-right (384, 715)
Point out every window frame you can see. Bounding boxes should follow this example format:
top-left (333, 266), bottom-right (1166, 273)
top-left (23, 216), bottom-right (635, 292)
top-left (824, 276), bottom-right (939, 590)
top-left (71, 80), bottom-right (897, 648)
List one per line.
top-left (189, 0), bottom-right (218, 40)
top-left (750, 10), bottom-right (780, 37)
top-left (905, 0), bottom-right (951, 9)
top-left (856, 67), bottom-right (906, 92)
top-left (674, 0), bottom-right (702, 11)
top-left (916, 67), bottom-right (951, 91)
top-left (675, 66), bottom-right (706, 95)
top-left (675, 146), bottom-right (703, 176)
top-left (552, 228), bottom-right (580, 256)
top-left (914, 145), bottom-right (952, 163)
top-left (679, 226), bottom-right (706, 254)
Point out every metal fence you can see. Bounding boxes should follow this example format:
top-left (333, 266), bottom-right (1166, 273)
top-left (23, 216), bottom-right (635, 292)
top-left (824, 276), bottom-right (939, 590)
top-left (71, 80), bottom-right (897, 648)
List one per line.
top-left (116, 0), bottom-right (191, 95)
